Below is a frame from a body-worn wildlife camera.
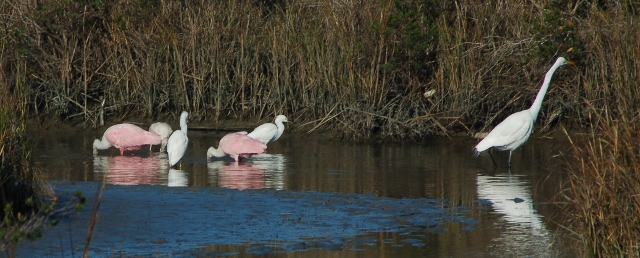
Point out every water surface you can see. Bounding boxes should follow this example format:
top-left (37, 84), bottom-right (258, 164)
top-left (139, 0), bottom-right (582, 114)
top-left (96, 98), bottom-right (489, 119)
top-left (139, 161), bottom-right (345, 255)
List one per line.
top-left (17, 126), bottom-right (574, 257)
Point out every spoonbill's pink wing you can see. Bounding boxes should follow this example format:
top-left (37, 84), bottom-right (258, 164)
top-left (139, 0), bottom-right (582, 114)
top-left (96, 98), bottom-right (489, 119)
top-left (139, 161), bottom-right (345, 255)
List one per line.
top-left (220, 132), bottom-right (267, 157)
top-left (106, 124), bottom-right (162, 149)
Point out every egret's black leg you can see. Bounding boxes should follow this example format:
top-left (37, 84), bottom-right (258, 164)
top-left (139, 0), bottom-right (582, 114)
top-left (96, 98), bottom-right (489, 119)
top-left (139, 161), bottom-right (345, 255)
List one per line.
top-left (488, 149), bottom-right (498, 169)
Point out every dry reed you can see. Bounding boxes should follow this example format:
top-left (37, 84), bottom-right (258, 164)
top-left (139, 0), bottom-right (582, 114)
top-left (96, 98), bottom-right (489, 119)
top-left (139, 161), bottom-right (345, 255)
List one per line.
top-left (564, 110), bottom-right (640, 257)
top-left (560, 3), bottom-right (640, 255)
top-left (5, 0), bottom-right (635, 138)
top-left (1, 1), bottom-right (640, 255)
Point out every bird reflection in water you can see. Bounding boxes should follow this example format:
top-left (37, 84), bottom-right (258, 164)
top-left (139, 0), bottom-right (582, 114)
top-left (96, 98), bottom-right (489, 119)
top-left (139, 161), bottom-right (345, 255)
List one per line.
top-left (476, 173), bottom-right (552, 255)
top-left (93, 153), bottom-right (180, 186)
top-left (207, 154), bottom-right (286, 190)
top-left (168, 169), bottom-right (188, 187)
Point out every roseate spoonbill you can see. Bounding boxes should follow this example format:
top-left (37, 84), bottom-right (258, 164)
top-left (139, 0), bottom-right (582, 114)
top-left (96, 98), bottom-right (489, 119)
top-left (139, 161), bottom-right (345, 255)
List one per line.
top-left (247, 115), bottom-right (289, 145)
top-left (207, 132), bottom-right (267, 162)
top-left (474, 57), bottom-right (572, 168)
top-left (167, 111), bottom-right (189, 168)
top-left (149, 122), bottom-right (173, 152)
top-left (92, 123), bottom-right (162, 155)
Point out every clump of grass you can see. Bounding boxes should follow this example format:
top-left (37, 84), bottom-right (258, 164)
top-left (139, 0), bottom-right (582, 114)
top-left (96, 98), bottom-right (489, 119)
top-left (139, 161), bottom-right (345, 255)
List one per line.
top-left (560, 3), bottom-right (640, 255)
top-left (0, 0), bottom-right (637, 139)
top-left (564, 110), bottom-right (640, 257)
top-left (0, 65), bottom-right (86, 257)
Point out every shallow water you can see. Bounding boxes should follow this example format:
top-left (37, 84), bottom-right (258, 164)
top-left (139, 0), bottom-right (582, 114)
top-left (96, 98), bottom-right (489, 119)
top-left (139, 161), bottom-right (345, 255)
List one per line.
top-left (16, 127), bottom-right (574, 257)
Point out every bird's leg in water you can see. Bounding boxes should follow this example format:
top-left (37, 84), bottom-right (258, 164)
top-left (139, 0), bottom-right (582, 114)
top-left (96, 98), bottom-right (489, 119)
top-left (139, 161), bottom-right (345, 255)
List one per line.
top-left (119, 150), bottom-right (124, 156)
top-left (508, 151), bottom-right (513, 168)
top-left (488, 149), bottom-right (498, 169)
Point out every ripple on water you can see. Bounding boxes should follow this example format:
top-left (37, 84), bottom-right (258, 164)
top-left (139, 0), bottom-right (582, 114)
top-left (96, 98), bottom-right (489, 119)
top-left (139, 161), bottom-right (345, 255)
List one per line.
top-left (19, 181), bottom-right (476, 257)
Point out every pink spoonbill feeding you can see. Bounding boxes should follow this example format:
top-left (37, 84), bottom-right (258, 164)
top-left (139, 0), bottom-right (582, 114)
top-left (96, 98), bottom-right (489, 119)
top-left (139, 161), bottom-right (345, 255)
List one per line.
top-left (149, 122), bottom-right (173, 152)
top-left (167, 111), bottom-right (189, 168)
top-left (247, 115), bottom-right (289, 145)
top-left (92, 123), bottom-right (162, 155)
top-left (207, 132), bottom-right (267, 163)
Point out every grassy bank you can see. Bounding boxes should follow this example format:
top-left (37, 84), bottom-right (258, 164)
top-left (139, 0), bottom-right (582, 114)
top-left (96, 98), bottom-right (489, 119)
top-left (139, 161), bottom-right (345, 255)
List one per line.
top-left (0, 82), bottom-right (49, 255)
top-left (0, 0), bottom-right (637, 138)
top-left (2, 0), bottom-right (640, 256)
top-left (0, 52), bottom-right (84, 257)
top-left (564, 110), bottom-right (640, 257)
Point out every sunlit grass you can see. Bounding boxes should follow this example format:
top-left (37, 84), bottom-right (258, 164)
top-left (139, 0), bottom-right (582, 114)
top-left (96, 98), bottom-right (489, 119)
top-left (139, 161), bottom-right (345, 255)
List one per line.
top-left (0, 0), bottom-right (636, 139)
top-left (563, 105), bottom-right (640, 257)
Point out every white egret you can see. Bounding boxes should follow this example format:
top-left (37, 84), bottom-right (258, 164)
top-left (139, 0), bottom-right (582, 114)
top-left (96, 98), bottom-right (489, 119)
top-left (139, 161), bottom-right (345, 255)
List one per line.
top-left (247, 115), bottom-right (289, 145)
top-left (167, 111), bottom-right (189, 168)
top-left (474, 57), bottom-right (572, 168)
top-left (149, 122), bottom-right (173, 152)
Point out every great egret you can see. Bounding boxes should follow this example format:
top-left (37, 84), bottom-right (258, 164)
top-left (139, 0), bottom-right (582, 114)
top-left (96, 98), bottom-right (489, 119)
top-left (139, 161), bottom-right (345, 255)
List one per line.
top-left (149, 122), bottom-right (173, 152)
top-left (207, 132), bottom-right (267, 163)
top-left (247, 115), bottom-right (289, 144)
top-left (474, 57), bottom-right (572, 168)
top-left (93, 123), bottom-right (162, 155)
top-left (167, 111), bottom-right (189, 168)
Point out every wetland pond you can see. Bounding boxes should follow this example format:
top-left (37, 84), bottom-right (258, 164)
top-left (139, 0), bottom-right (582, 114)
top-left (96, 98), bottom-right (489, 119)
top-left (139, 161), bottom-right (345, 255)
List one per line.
top-left (16, 126), bottom-right (575, 257)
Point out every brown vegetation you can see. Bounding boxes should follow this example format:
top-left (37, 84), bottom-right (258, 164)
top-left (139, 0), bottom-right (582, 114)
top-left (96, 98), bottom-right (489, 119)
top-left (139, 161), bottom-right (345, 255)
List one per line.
top-left (0, 0), bottom-right (635, 139)
top-left (0, 83), bottom-right (49, 255)
top-left (2, 0), bottom-right (640, 256)
top-left (0, 59), bottom-right (84, 257)
top-left (563, 106), bottom-right (640, 257)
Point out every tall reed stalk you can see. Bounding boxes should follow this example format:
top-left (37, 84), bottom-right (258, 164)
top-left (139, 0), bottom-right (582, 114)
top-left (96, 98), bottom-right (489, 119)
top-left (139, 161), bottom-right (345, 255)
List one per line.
top-left (0, 0), bottom-right (637, 139)
top-left (564, 110), bottom-right (640, 257)
top-left (561, 4), bottom-right (640, 255)
top-left (0, 53), bottom-right (48, 256)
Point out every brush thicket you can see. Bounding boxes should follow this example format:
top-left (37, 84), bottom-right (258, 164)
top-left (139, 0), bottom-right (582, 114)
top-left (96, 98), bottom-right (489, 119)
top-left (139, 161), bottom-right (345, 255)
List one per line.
top-left (561, 5), bottom-right (640, 253)
top-left (4, 0), bottom-right (637, 138)
top-left (564, 110), bottom-right (640, 257)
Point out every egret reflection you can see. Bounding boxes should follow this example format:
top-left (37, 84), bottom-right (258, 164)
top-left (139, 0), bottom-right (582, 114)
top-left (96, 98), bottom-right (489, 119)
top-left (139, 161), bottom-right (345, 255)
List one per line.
top-left (207, 154), bottom-right (286, 190)
top-left (93, 153), bottom-right (170, 186)
top-left (168, 169), bottom-right (188, 187)
top-left (476, 173), bottom-right (552, 255)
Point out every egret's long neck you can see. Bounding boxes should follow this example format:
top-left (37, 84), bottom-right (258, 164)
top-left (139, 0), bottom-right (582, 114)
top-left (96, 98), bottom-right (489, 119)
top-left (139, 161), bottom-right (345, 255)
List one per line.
top-left (207, 146), bottom-right (226, 158)
top-left (93, 135), bottom-right (111, 150)
top-left (528, 63), bottom-right (563, 123)
top-left (274, 120), bottom-right (285, 141)
top-left (180, 119), bottom-right (188, 136)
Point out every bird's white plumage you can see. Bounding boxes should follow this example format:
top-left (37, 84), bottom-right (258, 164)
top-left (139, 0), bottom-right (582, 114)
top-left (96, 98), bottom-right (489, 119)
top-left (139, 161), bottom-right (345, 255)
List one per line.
top-left (247, 115), bottom-right (289, 144)
top-left (474, 57), bottom-right (570, 167)
top-left (149, 122), bottom-right (173, 152)
top-left (474, 110), bottom-right (533, 153)
top-left (167, 111), bottom-right (189, 167)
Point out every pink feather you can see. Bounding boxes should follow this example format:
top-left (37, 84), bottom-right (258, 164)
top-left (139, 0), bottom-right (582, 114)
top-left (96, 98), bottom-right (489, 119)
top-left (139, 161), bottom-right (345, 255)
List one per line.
top-left (104, 124), bottom-right (162, 155)
top-left (219, 132), bottom-right (267, 162)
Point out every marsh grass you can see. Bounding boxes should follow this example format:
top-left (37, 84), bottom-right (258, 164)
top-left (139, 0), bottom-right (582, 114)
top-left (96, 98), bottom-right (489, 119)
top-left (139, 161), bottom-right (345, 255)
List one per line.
top-left (4, 0), bottom-right (637, 138)
top-left (0, 90), bottom-right (47, 256)
top-left (0, 51), bottom-right (85, 257)
top-left (564, 111), bottom-right (640, 257)
top-left (2, 0), bottom-right (640, 254)
top-left (561, 5), bottom-right (640, 253)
